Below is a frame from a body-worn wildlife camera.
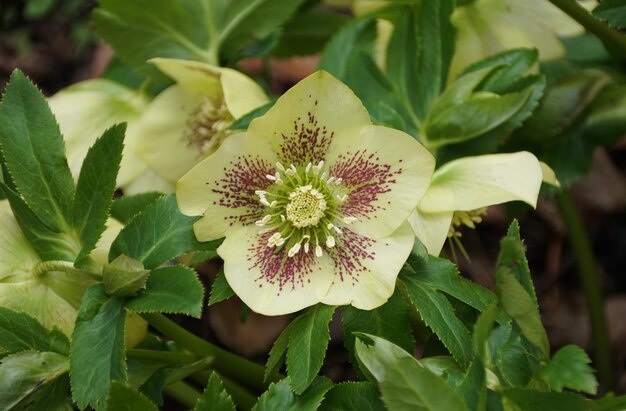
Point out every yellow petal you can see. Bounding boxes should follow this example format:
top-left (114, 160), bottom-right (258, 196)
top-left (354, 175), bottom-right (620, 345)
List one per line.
top-left (408, 209), bottom-right (453, 257)
top-left (220, 68), bottom-right (269, 118)
top-left (150, 58), bottom-right (222, 101)
top-left (539, 161), bottom-right (560, 187)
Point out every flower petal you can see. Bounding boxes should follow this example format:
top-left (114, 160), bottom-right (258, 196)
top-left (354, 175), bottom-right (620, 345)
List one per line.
top-left (540, 161), bottom-right (560, 187)
top-left (134, 86), bottom-right (206, 183)
top-left (408, 209), bottom-right (453, 256)
top-left (150, 58), bottom-right (222, 100)
top-left (123, 168), bottom-right (174, 195)
top-left (326, 125), bottom-right (435, 238)
top-left (418, 152), bottom-right (542, 213)
top-left (220, 68), bottom-right (269, 118)
top-left (177, 133), bottom-right (278, 241)
top-left (321, 222), bottom-right (414, 310)
top-left (218, 225), bottom-right (335, 315)
top-left (248, 70), bottom-right (371, 166)
top-left (0, 201), bottom-right (40, 282)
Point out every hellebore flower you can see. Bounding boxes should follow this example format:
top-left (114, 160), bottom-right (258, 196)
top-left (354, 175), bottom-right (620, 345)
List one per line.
top-left (0, 201), bottom-right (146, 346)
top-left (409, 152), bottom-right (545, 256)
top-left (177, 71), bottom-right (435, 315)
top-left (134, 58), bottom-right (270, 185)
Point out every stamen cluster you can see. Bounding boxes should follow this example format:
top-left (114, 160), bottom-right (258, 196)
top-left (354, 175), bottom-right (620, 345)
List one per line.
top-left (184, 98), bottom-right (233, 155)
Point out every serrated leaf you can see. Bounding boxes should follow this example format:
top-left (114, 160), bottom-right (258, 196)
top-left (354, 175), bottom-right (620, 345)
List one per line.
top-left (503, 220), bottom-right (537, 303)
top-left (540, 345), bottom-right (597, 395)
top-left (461, 48), bottom-right (539, 94)
top-left (593, 393), bottom-right (626, 411)
top-left (208, 268), bottom-right (235, 306)
top-left (110, 192), bottom-right (163, 225)
top-left (502, 389), bottom-right (589, 411)
top-left (106, 382), bottom-right (158, 411)
top-left (253, 377), bottom-right (333, 411)
top-left (0, 70), bottom-right (74, 231)
top-left (0, 351), bottom-right (70, 411)
top-left (0, 307), bottom-right (69, 355)
top-left (342, 288), bottom-right (415, 366)
top-left (489, 323), bottom-right (535, 388)
top-left (103, 254), bottom-right (150, 297)
top-left (125, 265), bottom-right (204, 318)
top-left (265, 320), bottom-right (295, 383)
top-left (355, 334), bottom-right (469, 411)
top-left (109, 194), bottom-right (220, 269)
top-left (194, 372), bottom-right (236, 411)
top-left (73, 124), bottom-right (125, 262)
top-left (593, 0), bottom-right (626, 29)
top-left (70, 284), bottom-right (127, 410)
top-left (287, 304), bottom-right (336, 394)
top-left (319, 382), bottom-right (385, 411)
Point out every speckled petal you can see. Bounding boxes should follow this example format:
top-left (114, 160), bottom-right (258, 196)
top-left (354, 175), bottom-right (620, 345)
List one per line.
top-left (248, 71), bottom-right (371, 166)
top-left (325, 125), bottom-right (435, 239)
top-left (408, 209), bottom-right (453, 256)
top-left (218, 225), bottom-right (335, 315)
top-left (321, 222), bottom-right (414, 309)
top-left (177, 133), bottom-right (278, 241)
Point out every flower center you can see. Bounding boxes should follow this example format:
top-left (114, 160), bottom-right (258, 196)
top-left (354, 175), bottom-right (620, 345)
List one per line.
top-left (184, 98), bottom-right (233, 156)
top-left (255, 161), bottom-right (358, 258)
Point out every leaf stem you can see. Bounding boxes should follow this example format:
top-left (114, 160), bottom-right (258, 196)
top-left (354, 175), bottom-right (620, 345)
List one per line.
top-left (142, 313), bottom-right (281, 391)
top-left (126, 349), bottom-right (198, 365)
top-left (547, 0), bottom-right (626, 57)
top-left (31, 260), bottom-right (100, 280)
top-left (163, 381), bottom-right (202, 408)
top-left (555, 189), bottom-right (613, 390)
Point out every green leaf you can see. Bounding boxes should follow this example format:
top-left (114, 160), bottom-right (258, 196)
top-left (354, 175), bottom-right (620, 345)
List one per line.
top-left (93, 0), bottom-right (216, 77)
top-left (0, 351), bottom-right (70, 411)
top-left (319, 382), bottom-right (385, 411)
top-left (110, 192), bottom-right (163, 225)
top-left (355, 334), bottom-right (469, 411)
top-left (265, 320), bottom-right (295, 382)
top-left (489, 325), bottom-right (535, 388)
top-left (0, 70), bottom-right (74, 231)
top-left (458, 360), bottom-right (486, 411)
top-left (502, 389), bottom-right (589, 411)
top-left (319, 18), bottom-right (376, 81)
top-left (540, 345), bottom-right (597, 395)
top-left (73, 124), bottom-right (125, 262)
top-left (106, 382), bottom-right (158, 411)
top-left (0, 307), bottom-right (69, 355)
top-left (253, 377), bottom-right (333, 411)
top-left (70, 284), bottom-right (127, 410)
top-left (593, 394), bottom-right (626, 411)
top-left (125, 265), bottom-right (204, 318)
top-left (227, 101), bottom-right (274, 131)
top-left (271, 10), bottom-right (349, 57)
top-left (593, 0), bottom-right (626, 28)
top-left (342, 288), bottom-right (415, 366)
top-left (473, 304), bottom-right (498, 362)
top-left (208, 268), bottom-right (235, 306)
top-left (109, 194), bottom-right (220, 269)
top-left (103, 254), bottom-right (150, 297)
top-left (461, 48), bottom-right (539, 94)
top-left (194, 372), bottom-right (236, 411)
top-left (287, 304), bottom-right (336, 394)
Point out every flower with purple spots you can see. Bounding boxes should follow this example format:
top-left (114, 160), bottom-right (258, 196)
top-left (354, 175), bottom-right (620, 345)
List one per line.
top-left (176, 71), bottom-right (435, 315)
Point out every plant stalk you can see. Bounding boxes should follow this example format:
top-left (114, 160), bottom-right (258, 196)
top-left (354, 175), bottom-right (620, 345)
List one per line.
top-left (556, 190), bottom-right (612, 390)
top-left (163, 381), bottom-right (202, 408)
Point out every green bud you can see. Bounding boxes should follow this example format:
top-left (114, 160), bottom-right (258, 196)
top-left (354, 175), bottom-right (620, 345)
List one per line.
top-left (103, 255), bottom-right (150, 297)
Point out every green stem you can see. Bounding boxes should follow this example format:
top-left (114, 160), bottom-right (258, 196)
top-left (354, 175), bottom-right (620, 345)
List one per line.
top-left (547, 0), bottom-right (626, 57)
top-left (556, 190), bottom-right (612, 390)
top-left (192, 371), bottom-right (258, 410)
top-left (163, 381), bottom-right (202, 408)
top-left (126, 349), bottom-right (198, 365)
top-left (142, 313), bottom-right (281, 391)
top-left (31, 260), bottom-right (100, 280)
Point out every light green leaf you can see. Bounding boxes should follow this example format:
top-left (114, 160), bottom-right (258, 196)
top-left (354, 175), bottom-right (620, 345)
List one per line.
top-left (0, 307), bottom-right (69, 355)
top-left (0, 70), bottom-right (74, 231)
top-left (502, 389), bottom-right (589, 411)
top-left (540, 345), bottom-right (597, 395)
top-left (460, 48), bottom-right (538, 93)
top-left (355, 334), bottom-right (469, 411)
top-left (110, 192), bottom-right (163, 225)
top-left (319, 382), bottom-right (385, 411)
top-left (319, 18), bottom-right (376, 81)
top-left (125, 265), bottom-right (204, 318)
top-left (194, 372), bottom-right (236, 411)
top-left (253, 377), bottom-right (333, 411)
top-left (73, 124), bottom-right (125, 262)
top-left (103, 254), bottom-right (150, 297)
top-left (109, 194), bottom-right (220, 269)
top-left (70, 284), bottom-right (127, 410)
top-left (287, 304), bottom-right (336, 394)
top-left (0, 351), bottom-right (70, 411)
top-left (208, 268), bottom-right (235, 306)
top-left (106, 382), bottom-right (158, 411)
top-left (593, 0), bottom-right (626, 28)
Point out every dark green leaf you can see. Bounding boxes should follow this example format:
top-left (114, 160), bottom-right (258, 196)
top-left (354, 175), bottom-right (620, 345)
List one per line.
top-left (502, 221), bottom-right (537, 304)
top-left (0, 71), bottom-right (74, 231)
top-left (287, 304), bottom-right (336, 394)
top-left (73, 124), bottom-right (125, 262)
top-left (194, 372), bottom-right (236, 411)
top-left (106, 382), bottom-right (158, 411)
top-left (319, 18), bottom-right (376, 81)
top-left (228, 101), bottom-right (274, 131)
top-left (265, 320), bottom-right (295, 382)
top-left (110, 192), bottom-right (163, 225)
top-left (355, 334), bottom-right (469, 411)
top-left (0, 351), bottom-right (70, 411)
top-left (253, 377), bottom-right (333, 411)
top-left (208, 268), bottom-right (235, 306)
top-left (593, 0), bottom-right (626, 28)
top-left (126, 265), bottom-right (204, 318)
top-left (319, 382), bottom-right (385, 411)
top-left (70, 284), bottom-right (127, 410)
top-left (593, 394), bottom-right (626, 411)
top-left (109, 194), bottom-right (220, 269)
top-left (0, 307), bottom-right (69, 355)
top-left (461, 48), bottom-right (538, 94)
top-left (540, 345), bottom-right (597, 395)
top-left (103, 254), bottom-right (150, 297)
top-left (489, 324), bottom-right (535, 387)
top-left (503, 389), bottom-right (589, 411)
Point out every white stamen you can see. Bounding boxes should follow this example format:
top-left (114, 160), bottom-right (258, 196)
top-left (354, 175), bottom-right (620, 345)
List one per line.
top-left (327, 223), bottom-right (342, 234)
top-left (334, 178), bottom-right (343, 185)
top-left (260, 197), bottom-right (271, 207)
top-left (327, 176), bottom-right (335, 184)
top-left (276, 162), bottom-right (285, 171)
top-left (320, 172), bottom-right (327, 180)
top-left (343, 216), bottom-right (358, 225)
top-left (268, 232), bottom-right (282, 247)
top-left (288, 243), bottom-right (301, 257)
top-left (315, 245), bottom-right (323, 257)
top-left (326, 235), bottom-right (336, 248)
top-left (304, 242), bottom-right (310, 253)
top-left (337, 194), bottom-right (348, 202)
top-left (266, 174), bottom-right (276, 181)
top-left (255, 215), bottom-right (272, 226)
top-left (269, 201), bottom-right (278, 207)
top-left (255, 190), bottom-right (268, 196)
top-left (280, 214), bottom-right (286, 222)
top-left (290, 164), bottom-right (297, 173)
top-left (285, 168), bottom-right (296, 176)
top-left (306, 162), bottom-right (312, 173)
